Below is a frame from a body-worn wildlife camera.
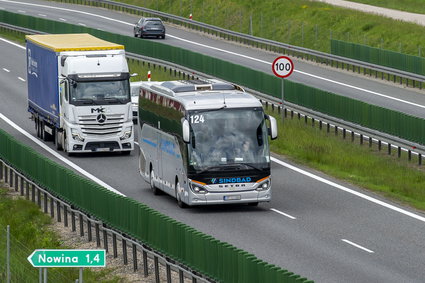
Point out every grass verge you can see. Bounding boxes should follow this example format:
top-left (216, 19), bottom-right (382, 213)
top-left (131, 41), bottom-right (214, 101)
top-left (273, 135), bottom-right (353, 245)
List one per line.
top-left (114, 0), bottom-right (425, 57)
top-left (268, 110), bottom-right (425, 211)
top-left (0, 186), bottom-right (124, 282)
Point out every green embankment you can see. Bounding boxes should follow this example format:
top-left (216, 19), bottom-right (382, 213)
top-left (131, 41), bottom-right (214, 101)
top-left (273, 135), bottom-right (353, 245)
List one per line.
top-left (0, 187), bottom-right (124, 282)
top-left (116, 0), bottom-right (425, 56)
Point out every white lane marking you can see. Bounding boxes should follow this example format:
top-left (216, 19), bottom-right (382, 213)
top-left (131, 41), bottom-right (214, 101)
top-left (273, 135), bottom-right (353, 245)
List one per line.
top-left (0, 37), bottom-right (25, 49)
top-left (18, 77), bottom-right (25, 82)
top-left (296, 69), bottom-right (425, 109)
top-left (17, 9), bottom-right (25, 13)
top-left (270, 208), bottom-right (296, 220)
top-left (3, 68), bottom-right (10, 72)
top-left (342, 239), bottom-right (374, 253)
top-left (38, 13), bottom-right (46, 17)
top-left (0, 113), bottom-right (126, 196)
top-left (59, 18), bottom-right (67, 21)
top-left (1, 0), bottom-right (423, 110)
top-left (78, 23), bottom-right (86, 26)
top-left (271, 157), bottom-right (425, 223)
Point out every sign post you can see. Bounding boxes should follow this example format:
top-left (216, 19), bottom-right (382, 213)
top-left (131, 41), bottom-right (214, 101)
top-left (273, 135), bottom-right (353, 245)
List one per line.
top-left (272, 56), bottom-right (294, 123)
top-left (28, 249), bottom-right (106, 283)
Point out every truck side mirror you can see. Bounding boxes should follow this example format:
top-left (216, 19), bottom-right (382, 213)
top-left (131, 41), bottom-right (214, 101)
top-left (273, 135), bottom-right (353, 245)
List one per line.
top-left (267, 115), bottom-right (278, 140)
top-left (182, 119), bottom-right (190, 143)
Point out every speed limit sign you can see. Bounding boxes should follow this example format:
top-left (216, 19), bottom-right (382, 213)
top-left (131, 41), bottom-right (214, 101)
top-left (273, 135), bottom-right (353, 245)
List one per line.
top-left (272, 56), bottom-right (294, 78)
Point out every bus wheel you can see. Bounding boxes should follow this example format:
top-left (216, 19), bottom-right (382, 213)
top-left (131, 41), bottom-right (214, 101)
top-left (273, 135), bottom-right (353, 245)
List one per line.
top-left (175, 181), bottom-right (187, 208)
top-left (150, 168), bottom-right (160, 195)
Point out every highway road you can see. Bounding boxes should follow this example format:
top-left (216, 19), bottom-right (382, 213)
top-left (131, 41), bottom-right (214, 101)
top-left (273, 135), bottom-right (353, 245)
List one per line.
top-left (1, 1), bottom-right (425, 282)
top-left (1, 0), bottom-right (425, 119)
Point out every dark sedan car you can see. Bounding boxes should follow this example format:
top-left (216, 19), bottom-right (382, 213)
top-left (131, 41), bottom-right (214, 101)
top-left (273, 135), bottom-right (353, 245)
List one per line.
top-left (133, 17), bottom-right (166, 39)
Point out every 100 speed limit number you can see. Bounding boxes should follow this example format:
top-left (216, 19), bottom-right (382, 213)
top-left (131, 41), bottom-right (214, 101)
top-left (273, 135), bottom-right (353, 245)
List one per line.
top-left (272, 56), bottom-right (294, 78)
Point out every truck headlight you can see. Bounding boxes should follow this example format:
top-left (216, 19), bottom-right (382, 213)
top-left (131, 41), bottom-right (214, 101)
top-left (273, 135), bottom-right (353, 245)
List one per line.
top-left (71, 128), bottom-right (84, 142)
top-left (120, 126), bottom-right (132, 140)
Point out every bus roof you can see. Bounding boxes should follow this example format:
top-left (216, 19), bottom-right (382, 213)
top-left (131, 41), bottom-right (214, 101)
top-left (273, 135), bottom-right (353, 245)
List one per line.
top-left (26, 33), bottom-right (124, 52)
top-left (141, 79), bottom-right (262, 110)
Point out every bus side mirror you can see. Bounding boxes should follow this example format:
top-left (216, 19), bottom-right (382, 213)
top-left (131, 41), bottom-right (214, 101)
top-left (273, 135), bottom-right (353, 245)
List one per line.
top-left (267, 115), bottom-right (278, 140)
top-left (182, 119), bottom-right (190, 143)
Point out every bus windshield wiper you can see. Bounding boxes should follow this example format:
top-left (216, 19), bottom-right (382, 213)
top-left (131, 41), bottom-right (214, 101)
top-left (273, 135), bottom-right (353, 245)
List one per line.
top-left (197, 166), bottom-right (226, 174)
top-left (225, 163), bottom-right (262, 171)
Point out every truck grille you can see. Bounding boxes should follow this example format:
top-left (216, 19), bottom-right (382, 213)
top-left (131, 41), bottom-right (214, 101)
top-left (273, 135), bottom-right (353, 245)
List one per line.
top-left (78, 114), bottom-right (124, 136)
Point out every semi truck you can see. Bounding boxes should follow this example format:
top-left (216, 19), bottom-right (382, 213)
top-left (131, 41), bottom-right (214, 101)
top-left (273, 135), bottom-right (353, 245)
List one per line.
top-left (26, 33), bottom-right (134, 155)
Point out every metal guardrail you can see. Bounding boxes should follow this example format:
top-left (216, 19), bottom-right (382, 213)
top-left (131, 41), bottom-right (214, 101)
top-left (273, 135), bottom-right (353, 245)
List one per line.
top-left (0, 159), bottom-right (211, 283)
top-left (86, 0), bottom-right (425, 87)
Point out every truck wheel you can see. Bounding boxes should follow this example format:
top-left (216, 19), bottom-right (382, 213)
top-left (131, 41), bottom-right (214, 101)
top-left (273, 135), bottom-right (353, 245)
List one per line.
top-left (35, 118), bottom-right (40, 138)
top-left (54, 129), bottom-right (63, 150)
top-left (62, 131), bottom-right (73, 156)
top-left (175, 180), bottom-right (187, 208)
top-left (150, 168), bottom-right (160, 195)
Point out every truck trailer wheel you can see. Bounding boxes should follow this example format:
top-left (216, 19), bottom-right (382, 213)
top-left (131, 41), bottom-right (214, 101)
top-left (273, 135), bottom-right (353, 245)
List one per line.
top-left (35, 118), bottom-right (40, 138)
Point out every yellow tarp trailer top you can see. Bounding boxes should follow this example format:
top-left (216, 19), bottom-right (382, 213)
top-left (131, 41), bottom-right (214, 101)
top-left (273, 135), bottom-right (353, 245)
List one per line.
top-left (25, 33), bottom-right (124, 52)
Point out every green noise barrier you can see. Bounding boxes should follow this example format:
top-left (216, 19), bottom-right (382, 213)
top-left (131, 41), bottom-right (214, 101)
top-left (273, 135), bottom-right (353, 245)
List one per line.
top-left (0, 129), bottom-right (312, 282)
top-left (1, 10), bottom-right (424, 144)
top-left (331, 39), bottom-right (425, 76)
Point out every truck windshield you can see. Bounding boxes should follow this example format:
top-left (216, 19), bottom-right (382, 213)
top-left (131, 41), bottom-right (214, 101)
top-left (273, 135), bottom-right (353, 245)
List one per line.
top-left (188, 107), bottom-right (270, 173)
top-left (70, 79), bottom-right (130, 105)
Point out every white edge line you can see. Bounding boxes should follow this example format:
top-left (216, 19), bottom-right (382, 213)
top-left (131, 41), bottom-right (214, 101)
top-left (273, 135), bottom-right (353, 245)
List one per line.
top-left (270, 208), bottom-right (296, 220)
top-left (342, 239), bottom-right (374, 253)
top-left (271, 157), bottom-right (425, 223)
top-left (0, 37), bottom-right (25, 49)
top-left (1, 0), bottom-right (424, 110)
top-left (18, 77), bottom-right (25, 82)
top-left (0, 113), bottom-right (126, 197)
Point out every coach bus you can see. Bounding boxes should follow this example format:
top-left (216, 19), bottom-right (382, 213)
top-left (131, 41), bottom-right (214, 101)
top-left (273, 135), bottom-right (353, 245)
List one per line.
top-left (137, 79), bottom-right (277, 207)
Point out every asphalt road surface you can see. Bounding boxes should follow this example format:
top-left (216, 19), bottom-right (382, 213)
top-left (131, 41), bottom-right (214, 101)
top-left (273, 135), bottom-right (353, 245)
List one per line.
top-left (0, 1), bottom-right (425, 282)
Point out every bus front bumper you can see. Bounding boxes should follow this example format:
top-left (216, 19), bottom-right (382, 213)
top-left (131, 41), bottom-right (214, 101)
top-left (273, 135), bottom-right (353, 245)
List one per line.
top-left (188, 189), bottom-right (271, 205)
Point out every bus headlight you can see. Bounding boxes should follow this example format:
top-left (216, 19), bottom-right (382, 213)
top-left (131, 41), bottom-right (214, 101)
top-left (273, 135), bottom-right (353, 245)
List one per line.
top-left (189, 181), bottom-right (208, 194)
top-left (120, 126), bottom-right (132, 140)
top-left (71, 128), bottom-right (84, 142)
top-left (256, 179), bottom-right (271, 191)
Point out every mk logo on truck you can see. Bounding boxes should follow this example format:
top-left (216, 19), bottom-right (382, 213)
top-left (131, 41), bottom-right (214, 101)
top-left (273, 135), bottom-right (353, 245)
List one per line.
top-left (91, 107), bottom-right (105, 114)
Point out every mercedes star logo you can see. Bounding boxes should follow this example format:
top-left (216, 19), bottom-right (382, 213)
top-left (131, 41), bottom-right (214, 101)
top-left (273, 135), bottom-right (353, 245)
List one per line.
top-left (97, 114), bottom-right (107, 123)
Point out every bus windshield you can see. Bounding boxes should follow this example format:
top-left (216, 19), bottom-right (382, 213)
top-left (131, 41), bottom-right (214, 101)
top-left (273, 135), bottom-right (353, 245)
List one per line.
top-left (70, 79), bottom-right (130, 106)
top-left (188, 107), bottom-right (270, 173)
